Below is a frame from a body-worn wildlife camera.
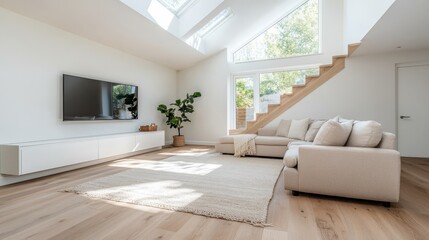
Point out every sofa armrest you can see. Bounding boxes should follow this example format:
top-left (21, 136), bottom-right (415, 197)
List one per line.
top-left (297, 145), bottom-right (401, 202)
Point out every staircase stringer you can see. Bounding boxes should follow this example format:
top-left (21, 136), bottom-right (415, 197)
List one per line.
top-left (229, 43), bottom-right (360, 135)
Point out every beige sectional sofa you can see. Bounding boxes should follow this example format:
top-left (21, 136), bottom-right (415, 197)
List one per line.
top-left (216, 117), bottom-right (401, 205)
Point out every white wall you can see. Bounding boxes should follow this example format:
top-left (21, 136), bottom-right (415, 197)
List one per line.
top-left (266, 49), bottom-right (429, 134)
top-left (177, 50), bottom-right (229, 144)
top-left (0, 7), bottom-right (177, 145)
top-left (343, 0), bottom-right (395, 48)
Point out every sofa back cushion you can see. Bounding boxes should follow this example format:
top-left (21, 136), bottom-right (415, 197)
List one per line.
top-left (346, 120), bottom-right (383, 147)
top-left (275, 119), bottom-right (292, 137)
top-left (288, 118), bottom-right (310, 140)
top-left (304, 120), bottom-right (326, 142)
top-left (258, 126), bottom-right (277, 136)
top-left (313, 120), bottom-right (353, 146)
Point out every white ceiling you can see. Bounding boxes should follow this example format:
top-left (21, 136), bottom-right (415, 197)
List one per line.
top-left (356, 0), bottom-right (429, 55)
top-left (0, 0), bottom-right (303, 70)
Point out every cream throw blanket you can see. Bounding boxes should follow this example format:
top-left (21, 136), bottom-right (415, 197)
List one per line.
top-left (233, 134), bottom-right (257, 157)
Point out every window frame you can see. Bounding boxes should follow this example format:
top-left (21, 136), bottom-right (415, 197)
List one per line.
top-left (157, 0), bottom-right (199, 16)
top-left (232, 0), bottom-right (321, 64)
top-left (230, 66), bottom-right (319, 130)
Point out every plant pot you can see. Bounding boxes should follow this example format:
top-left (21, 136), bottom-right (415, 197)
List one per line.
top-left (173, 135), bottom-right (185, 147)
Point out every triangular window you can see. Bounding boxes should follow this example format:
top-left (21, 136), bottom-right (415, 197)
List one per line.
top-left (234, 0), bottom-right (319, 63)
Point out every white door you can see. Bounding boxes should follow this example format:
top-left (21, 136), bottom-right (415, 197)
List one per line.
top-left (397, 63), bottom-right (429, 157)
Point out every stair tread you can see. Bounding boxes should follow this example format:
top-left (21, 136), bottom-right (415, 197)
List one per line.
top-left (333, 54), bottom-right (347, 59)
top-left (306, 74), bottom-right (320, 78)
top-left (319, 64), bottom-right (333, 68)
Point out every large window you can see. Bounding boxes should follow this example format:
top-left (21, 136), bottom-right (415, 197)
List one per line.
top-left (233, 68), bottom-right (318, 129)
top-left (233, 0), bottom-right (319, 63)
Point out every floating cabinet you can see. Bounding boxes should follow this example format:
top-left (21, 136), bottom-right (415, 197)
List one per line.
top-left (0, 131), bottom-right (164, 176)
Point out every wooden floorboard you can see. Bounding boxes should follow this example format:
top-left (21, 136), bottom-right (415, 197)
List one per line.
top-left (0, 146), bottom-right (428, 240)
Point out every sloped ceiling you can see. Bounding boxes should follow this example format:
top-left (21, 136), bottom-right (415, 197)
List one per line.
top-left (0, 0), bottom-right (302, 70)
top-left (0, 0), bottom-right (205, 70)
top-left (356, 0), bottom-right (429, 55)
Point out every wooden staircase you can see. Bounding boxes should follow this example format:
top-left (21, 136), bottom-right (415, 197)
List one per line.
top-left (230, 43), bottom-right (360, 135)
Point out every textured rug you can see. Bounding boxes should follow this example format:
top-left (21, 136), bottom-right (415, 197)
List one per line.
top-left (63, 153), bottom-right (283, 226)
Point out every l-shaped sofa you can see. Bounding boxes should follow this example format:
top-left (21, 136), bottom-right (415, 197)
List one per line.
top-left (215, 118), bottom-right (401, 205)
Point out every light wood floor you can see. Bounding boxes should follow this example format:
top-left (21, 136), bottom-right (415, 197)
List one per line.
top-left (0, 146), bottom-right (428, 240)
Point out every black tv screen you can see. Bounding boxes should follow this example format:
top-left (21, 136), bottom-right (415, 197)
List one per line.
top-left (63, 74), bottom-right (138, 121)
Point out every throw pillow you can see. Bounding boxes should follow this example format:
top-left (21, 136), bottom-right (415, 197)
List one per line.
top-left (276, 119), bottom-right (292, 137)
top-left (346, 120), bottom-right (383, 147)
top-left (304, 120), bottom-right (326, 142)
top-left (287, 118), bottom-right (310, 140)
top-left (313, 120), bottom-right (353, 146)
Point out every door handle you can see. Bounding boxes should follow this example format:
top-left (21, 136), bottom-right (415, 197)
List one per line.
top-left (400, 115), bottom-right (411, 119)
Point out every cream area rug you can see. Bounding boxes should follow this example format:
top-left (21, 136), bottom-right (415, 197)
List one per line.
top-left (63, 153), bottom-right (283, 226)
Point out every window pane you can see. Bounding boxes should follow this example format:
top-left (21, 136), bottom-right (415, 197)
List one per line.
top-left (235, 77), bottom-right (254, 129)
top-left (234, 0), bottom-right (319, 63)
top-left (157, 0), bottom-right (193, 14)
top-left (259, 69), bottom-right (318, 113)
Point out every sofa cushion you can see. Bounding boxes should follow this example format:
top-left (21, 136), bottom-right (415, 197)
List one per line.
top-left (283, 147), bottom-right (299, 168)
top-left (313, 120), bottom-right (353, 146)
top-left (288, 141), bottom-right (313, 147)
top-left (255, 136), bottom-right (292, 146)
top-left (304, 120), bottom-right (326, 142)
top-left (276, 119), bottom-right (292, 137)
top-left (287, 118), bottom-right (310, 140)
top-left (347, 120), bottom-right (383, 147)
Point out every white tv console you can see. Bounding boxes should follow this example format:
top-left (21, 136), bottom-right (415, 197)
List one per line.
top-left (0, 131), bottom-right (164, 176)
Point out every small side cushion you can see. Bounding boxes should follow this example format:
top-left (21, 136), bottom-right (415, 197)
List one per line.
top-left (219, 135), bottom-right (234, 144)
top-left (347, 120), bottom-right (383, 147)
top-left (305, 120), bottom-right (326, 142)
top-left (378, 132), bottom-right (396, 149)
top-left (313, 120), bottom-right (353, 146)
top-left (283, 147), bottom-right (299, 168)
top-left (287, 118), bottom-right (310, 140)
top-left (276, 119), bottom-right (292, 137)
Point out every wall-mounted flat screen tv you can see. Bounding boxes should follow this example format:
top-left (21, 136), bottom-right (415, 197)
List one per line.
top-left (63, 74), bottom-right (138, 121)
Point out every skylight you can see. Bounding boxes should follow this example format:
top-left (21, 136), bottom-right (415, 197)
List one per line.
top-left (196, 8), bottom-right (233, 38)
top-left (157, 0), bottom-right (196, 16)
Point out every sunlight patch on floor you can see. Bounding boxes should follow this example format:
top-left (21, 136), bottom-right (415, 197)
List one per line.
top-left (87, 180), bottom-right (203, 208)
top-left (109, 160), bottom-right (222, 175)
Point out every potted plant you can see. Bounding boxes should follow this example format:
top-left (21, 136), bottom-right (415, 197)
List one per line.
top-left (157, 92), bottom-right (202, 147)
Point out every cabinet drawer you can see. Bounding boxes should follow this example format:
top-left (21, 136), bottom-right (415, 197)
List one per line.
top-left (98, 135), bottom-right (136, 159)
top-left (135, 132), bottom-right (165, 151)
top-left (20, 140), bottom-right (98, 175)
